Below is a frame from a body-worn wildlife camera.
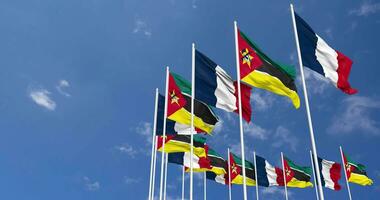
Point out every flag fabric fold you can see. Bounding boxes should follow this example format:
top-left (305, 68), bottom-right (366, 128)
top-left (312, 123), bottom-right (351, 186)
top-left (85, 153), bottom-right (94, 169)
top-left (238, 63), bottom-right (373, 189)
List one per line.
top-left (156, 135), bottom-right (207, 157)
top-left (237, 29), bottom-right (300, 109)
top-left (167, 72), bottom-right (219, 134)
top-left (283, 156), bottom-right (313, 188)
top-left (317, 157), bottom-right (342, 190)
top-left (343, 152), bottom-right (373, 186)
top-left (294, 12), bottom-right (357, 95)
top-left (229, 153), bottom-right (256, 186)
top-left (255, 154), bottom-right (283, 187)
top-left (195, 50), bottom-right (252, 122)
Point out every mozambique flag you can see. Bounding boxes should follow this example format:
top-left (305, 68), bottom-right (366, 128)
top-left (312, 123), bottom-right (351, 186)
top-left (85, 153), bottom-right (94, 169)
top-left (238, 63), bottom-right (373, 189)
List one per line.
top-left (237, 29), bottom-right (300, 109)
top-left (167, 72), bottom-right (219, 134)
top-left (343, 153), bottom-right (373, 186)
top-left (156, 135), bottom-right (207, 157)
top-left (283, 156), bottom-right (313, 188)
top-left (230, 153), bottom-right (256, 186)
top-left (186, 148), bottom-right (227, 175)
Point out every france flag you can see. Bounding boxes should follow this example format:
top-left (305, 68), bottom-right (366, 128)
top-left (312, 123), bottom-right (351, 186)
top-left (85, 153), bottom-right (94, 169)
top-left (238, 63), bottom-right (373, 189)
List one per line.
top-left (295, 12), bottom-right (357, 95)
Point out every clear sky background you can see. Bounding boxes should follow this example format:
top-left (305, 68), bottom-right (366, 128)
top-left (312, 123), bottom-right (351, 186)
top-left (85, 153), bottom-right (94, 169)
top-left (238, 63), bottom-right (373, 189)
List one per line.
top-left (0, 0), bottom-right (379, 199)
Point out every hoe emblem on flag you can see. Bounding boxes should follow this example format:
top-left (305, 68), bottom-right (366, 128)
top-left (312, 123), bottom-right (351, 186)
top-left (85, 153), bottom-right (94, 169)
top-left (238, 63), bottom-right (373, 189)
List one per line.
top-left (170, 90), bottom-right (180, 106)
top-left (240, 48), bottom-right (253, 68)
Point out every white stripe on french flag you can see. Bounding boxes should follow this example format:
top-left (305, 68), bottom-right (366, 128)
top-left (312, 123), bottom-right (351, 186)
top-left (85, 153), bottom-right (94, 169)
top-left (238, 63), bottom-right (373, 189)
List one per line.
top-left (318, 157), bottom-right (342, 191)
top-left (295, 12), bottom-right (357, 95)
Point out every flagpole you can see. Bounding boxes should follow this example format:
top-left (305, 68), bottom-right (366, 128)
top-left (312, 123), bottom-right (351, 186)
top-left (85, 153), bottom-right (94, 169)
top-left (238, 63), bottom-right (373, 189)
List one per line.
top-left (204, 171), bottom-right (207, 200)
top-left (233, 20), bottom-right (248, 200)
top-left (190, 42), bottom-right (195, 200)
top-left (151, 135), bottom-right (158, 200)
top-left (289, 4), bottom-right (325, 200)
top-left (182, 166), bottom-right (185, 200)
top-left (148, 88), bottom-right (159, 200)
top-left (340, 146), bottom-right (353, 200)
top-left (281, 152), bottom-right (288, 200)
top-left (228, 148), bottom-right (232, 200)
top-left (309, 150), bottom-right (320, 200)
top-left (163, 153), bottom-right (168, 200)
top-left (253, 151), bottom-right (259, 200)
top-left (159, 67), bottom-right (170, 200)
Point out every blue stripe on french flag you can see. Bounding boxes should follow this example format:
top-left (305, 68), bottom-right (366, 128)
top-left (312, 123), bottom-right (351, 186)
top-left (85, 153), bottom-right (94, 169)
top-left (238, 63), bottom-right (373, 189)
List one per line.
top-left (195, 50), bottom-right (237, 112)
top-left (317, 157), bottom-right (342, 191)
top-left (295, 12), bottom-right (357, 95)
top-left (255, 155), bottom-right (280, 187)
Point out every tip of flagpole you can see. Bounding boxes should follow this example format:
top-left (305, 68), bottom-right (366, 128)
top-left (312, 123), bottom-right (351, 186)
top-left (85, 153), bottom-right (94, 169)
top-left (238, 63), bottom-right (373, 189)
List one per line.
top-left (166, 66), bottom-right (169, 72)
top-left (155, 88), bottom-right (158, 92)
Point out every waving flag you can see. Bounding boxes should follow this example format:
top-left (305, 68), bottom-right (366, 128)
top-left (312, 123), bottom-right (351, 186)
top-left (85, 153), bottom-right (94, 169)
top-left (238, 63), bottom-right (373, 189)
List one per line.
top-left (156, 135), bottom-right (207, 157)
top-left (206, 171), bottom-right (228, 185)
top-left (195, 50), bottom-right (252, 122)
top-left (168, 151), bottom-right (211, 170)
top-left (230, 153), bottom-right (256, 186)
top-left (237, 29), bottom-right (300, 109)
top-left (255, 154), bottom-right (283, 187)
top-left (294, 12), bottom-right (357, 94)
top-left (317, 157), bottom-right (342, 190)
top-left (283, 156), bottom-right (313, 188)
top-left (167, 72), bottom-right (219, 133)
top-left (156, 94), bottom-right (201, 135)
top-left (186, 148), bottom-right (227, 175)
top-left (343, 152), bottom-right (373, 186)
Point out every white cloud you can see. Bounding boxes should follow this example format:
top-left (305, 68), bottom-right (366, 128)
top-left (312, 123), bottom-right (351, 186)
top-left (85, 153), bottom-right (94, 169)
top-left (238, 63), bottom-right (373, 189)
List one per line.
top-left (115, 143), bottom-right (138, 158)
top-left (272, 126), bottom-right (298, 152)
top-left (349, 1), bottom-right (380, 16)
top-left (83, 176), bottom-right (100, 191)
top-left (136, 122), bottom-right (153, 144)
top-left (300, 67), bottom-right (330, 95)
top-left (213, 119), bottom-right (224, 134)
top-left (29, 88), bottom-right (56, 111)
top-left (328, 96), bottom-right (380, 135)
top-left (191, 0), bottom-right (198, 9)
top-left (261, 187), bottom-right (293, 197)
top-left (244, 122), bottom-right (269, 140)
top-left (56, 79), bottom-right (71, 97)
top-left (324, 28), bottom-right (333, 39)
top-left (124, 177), bottom-right (141, 184)
top-left (133, 19), bottom-right (152, 37)
top-left (251, 91), bottom-right (276, 111)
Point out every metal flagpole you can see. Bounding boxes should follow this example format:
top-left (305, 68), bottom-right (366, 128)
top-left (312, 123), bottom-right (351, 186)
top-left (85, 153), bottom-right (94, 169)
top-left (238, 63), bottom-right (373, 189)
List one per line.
top-left (149, 89), bottom-right (159, 200)
top-left (253, 151), bottom-right (259, 200)
top-left (289, 4), bottom-right (325, 200)
top-left (204, 172), bottom-right (207, 200)
top-left (190, 43), bottom-right (195, 200)
top-left (163, 153), bottom-right (168, 200)
top-left (182, 166), bottom-right (185, 200)
top-left (228, 148), bottom-right (232, 200)
top-left (151, 135), bottom-right (158, 200)
top-left (281, 152), bottom-right (288, 200)
top-left (159, 67), bottom-right (170, 200)
top-left (340, 146), bottom-right (353, 200)
top-left (233, 20), bottom-right (248, 200)
top-left (309, 150), bottom-right (320, 200)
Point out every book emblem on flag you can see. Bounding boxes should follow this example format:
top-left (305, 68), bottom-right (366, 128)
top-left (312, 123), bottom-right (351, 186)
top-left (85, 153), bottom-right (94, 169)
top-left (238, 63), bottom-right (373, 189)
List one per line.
top-left (231, 163), bottom-right (238, 174)
top-left (170, 90), bottom-right (181, 106)
top-left (240, 48), bottom-right (253, 68)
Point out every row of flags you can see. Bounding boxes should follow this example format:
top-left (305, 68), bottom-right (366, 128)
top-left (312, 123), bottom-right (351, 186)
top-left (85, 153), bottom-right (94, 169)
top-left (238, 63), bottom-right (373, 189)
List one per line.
top-left (157, 135), bottom-right (373, 190)
top-left (148, 5), bottom-right (369, 200)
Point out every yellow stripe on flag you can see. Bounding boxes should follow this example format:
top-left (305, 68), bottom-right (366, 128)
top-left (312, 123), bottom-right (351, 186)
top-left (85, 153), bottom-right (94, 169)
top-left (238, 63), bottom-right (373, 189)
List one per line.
top-left (242, 70), bottom-right (300, 109)
top-left (232, 175), bottom-right (256, 186)
top-left (349, 173), bottom-right (373, 186)
top-left (168, 108), bottom-right (214, 133)
top-left (287, 178), bottom-right (313, 188)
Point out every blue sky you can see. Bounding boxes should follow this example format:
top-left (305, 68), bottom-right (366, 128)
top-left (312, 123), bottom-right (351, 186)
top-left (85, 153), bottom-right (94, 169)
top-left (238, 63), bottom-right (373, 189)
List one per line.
top-left (0, 0), bottom-right (379, 199)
